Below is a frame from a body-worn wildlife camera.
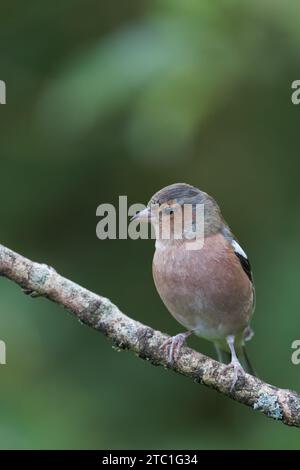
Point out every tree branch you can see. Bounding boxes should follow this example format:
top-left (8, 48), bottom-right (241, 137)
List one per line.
top-left (0, 243), bottom-right (299, 428)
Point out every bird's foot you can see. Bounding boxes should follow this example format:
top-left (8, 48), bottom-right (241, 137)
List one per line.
top-left (161, 331), bottom-right (192, 365)
top-left (224, 358), bottom-right (246, 392)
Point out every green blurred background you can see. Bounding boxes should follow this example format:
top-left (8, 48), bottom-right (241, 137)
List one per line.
top-left (0, 0), bottom-right (300, 450)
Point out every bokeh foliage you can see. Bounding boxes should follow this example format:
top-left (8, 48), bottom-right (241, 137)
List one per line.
top-left (0, 0), bottom-right (300, 449)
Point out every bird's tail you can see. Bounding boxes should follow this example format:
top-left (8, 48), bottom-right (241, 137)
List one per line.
top-left (214, 344), bottom-right (257, 377)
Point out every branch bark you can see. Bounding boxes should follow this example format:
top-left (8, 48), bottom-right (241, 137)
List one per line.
top-left (0, 243), bottom-right (299, 428)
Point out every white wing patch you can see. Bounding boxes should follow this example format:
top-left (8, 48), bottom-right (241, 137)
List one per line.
top-left (231, 239), bottom-right (248, 260)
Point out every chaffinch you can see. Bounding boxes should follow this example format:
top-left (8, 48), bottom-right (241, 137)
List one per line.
top-left (133, 183), bottom-right (255, 390)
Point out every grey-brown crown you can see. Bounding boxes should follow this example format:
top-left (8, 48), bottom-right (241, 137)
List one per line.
top-left (149, 183), bottom-right (206, 206)
top-left (148, 183), bottom-right (224, 235)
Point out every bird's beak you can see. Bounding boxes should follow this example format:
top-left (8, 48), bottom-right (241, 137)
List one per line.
top-left (130, 207), bottom-right (151, 222)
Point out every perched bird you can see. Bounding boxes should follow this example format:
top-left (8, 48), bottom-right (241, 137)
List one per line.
top-left (132, 183), bottom-right (255, 389)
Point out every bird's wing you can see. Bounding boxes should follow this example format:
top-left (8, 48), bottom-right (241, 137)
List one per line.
top-left (222, 226), bottom-right (253, 282)
top-left (230, 239), bottom-right (253, 282)
top-left (221, 227), bottom-right (256, 333)
top-left (229, 236), bottom-right (256, 313)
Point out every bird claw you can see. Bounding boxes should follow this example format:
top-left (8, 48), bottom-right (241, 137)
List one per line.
top-left (224, 359), bottom-right (246, 391)
top-left (161, 332), bottom-right (191, 365)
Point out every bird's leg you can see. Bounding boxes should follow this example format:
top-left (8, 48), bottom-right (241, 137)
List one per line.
top-left (215, 344), bottom-right (223, 363)
top-left (161, 331), bottom-right (193, 365)
top-left (214, 343), bottom-right (231, 365)
top-left (224, 335), bottom-right (246, 391)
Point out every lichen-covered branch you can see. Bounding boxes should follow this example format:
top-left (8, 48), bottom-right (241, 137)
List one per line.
top-left (0, 243), bottom-right (299, 428)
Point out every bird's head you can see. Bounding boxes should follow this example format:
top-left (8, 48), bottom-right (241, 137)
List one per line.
top-left (132, 183), bottom-right (223, 242)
